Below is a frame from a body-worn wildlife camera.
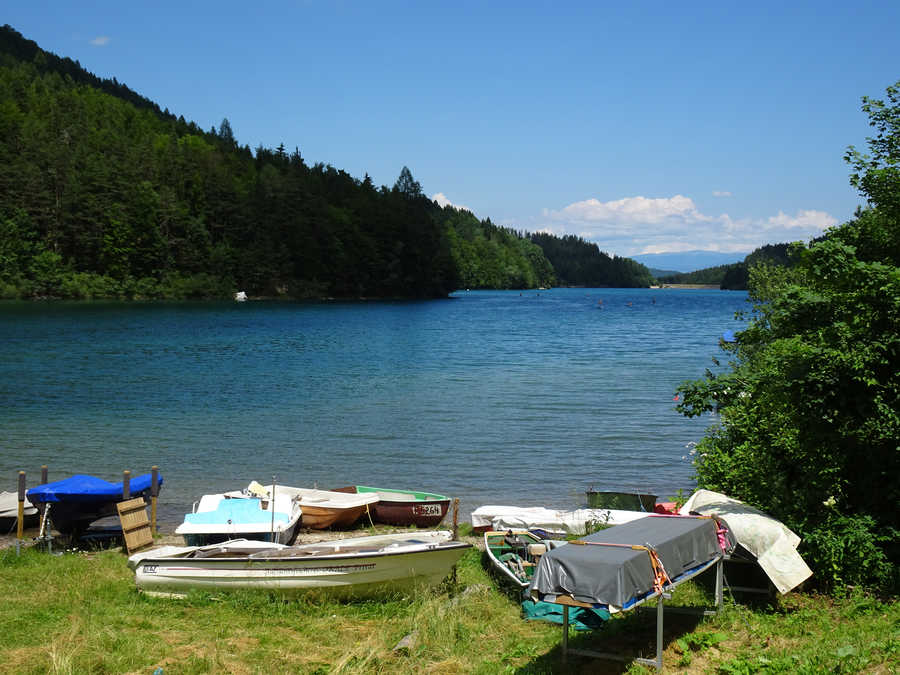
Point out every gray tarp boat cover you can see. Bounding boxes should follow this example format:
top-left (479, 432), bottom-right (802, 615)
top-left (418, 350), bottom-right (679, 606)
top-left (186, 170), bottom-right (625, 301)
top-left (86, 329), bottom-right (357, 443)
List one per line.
top-left (529, 515), bottom-right (723, 609)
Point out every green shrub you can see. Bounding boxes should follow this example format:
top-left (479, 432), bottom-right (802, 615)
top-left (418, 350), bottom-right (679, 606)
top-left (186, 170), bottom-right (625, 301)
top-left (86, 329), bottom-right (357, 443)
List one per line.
top-left (802, 514), bottom-right (897, 592)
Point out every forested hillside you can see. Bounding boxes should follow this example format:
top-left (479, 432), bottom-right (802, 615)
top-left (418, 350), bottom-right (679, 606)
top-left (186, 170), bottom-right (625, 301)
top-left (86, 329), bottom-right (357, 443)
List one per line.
top-left (656, 242), bottom-right (794, 290)
top-left (529, 233), bottom-right (654, 287)
top-left (0, 25), bottom-right (655, 299)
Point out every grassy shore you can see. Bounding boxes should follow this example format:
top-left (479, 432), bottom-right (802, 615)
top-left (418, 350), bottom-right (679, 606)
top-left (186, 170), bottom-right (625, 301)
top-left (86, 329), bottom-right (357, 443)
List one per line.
top-left (0, 529), bottom-right (897, 674)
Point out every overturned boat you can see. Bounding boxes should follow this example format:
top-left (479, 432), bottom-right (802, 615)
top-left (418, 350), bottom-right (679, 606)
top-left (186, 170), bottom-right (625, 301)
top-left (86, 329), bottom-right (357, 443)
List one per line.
top-left (128, 531), bottom-right (471, 597)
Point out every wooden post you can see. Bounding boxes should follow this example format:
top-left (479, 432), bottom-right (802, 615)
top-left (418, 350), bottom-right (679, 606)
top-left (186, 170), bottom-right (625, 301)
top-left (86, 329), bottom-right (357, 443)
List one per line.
top-left (150, 466), bottom-right (159, 533)
top-left (17, 471), bottom-right (25, 541)
top-left (122, 470), bottom-right (131, 500)
top-left (452, 497), bottom-right (459, 540)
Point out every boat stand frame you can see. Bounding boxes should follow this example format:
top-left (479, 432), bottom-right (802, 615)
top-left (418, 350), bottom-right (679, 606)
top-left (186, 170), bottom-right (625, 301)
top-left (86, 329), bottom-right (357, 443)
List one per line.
top-left (558, 555), bottom-right (723, 671)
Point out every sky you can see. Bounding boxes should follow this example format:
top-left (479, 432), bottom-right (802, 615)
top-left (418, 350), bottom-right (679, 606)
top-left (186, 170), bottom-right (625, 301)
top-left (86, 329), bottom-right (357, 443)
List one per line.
top-left (6, 2), bottom-right (900, 258)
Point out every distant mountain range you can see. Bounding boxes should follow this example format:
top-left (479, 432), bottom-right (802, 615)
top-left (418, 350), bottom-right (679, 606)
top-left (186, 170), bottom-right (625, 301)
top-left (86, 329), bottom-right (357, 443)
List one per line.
top-left (632, 250), bottom-right (750, 274)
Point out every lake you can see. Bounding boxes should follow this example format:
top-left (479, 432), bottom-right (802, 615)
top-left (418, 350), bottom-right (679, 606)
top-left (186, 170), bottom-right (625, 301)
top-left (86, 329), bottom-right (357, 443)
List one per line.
top-left (0, 288), bottom-right (748, 527)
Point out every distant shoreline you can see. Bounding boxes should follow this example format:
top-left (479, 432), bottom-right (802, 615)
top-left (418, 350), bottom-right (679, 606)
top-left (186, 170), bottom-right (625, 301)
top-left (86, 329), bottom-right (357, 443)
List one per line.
top-left (653, 284), bottom-right (722, 290)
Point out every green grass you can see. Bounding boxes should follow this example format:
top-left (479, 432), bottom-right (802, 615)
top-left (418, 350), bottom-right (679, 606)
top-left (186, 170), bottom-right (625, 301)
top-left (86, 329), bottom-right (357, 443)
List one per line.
top-left (0, 541), bottom-right (897, 674)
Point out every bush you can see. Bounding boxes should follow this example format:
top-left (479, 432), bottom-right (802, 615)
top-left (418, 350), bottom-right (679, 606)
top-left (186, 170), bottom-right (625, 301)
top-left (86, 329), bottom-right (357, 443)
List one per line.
top-left (56, 272), bottom-right (122, 299)
top-left (802, 514), bottom-right (897, 592)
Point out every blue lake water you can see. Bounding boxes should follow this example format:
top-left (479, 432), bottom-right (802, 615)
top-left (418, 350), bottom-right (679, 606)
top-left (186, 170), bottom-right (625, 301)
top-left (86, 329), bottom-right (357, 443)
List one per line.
top-left (0, 288), bottom-right (748, 527)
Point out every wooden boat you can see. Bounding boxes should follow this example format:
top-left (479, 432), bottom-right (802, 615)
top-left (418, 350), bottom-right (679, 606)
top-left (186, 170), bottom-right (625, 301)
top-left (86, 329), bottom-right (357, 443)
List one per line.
top-left (333, 485), bottom-right (451, 527)
top-left (174, 491), bottom-right (302, 546)
top-left (128, 531), bottom-right (471, 597)
top-left (25, 473), bottom-right (163, 534)
top-left (229, 482), bottom-right (379, 530)
top-left (484, 530), bottom-right (560, 589)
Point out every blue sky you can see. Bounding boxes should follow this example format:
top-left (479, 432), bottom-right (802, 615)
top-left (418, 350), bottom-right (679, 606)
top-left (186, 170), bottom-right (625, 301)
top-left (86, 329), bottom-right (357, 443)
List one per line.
top-left (6, 2), bottom-right (900, 257)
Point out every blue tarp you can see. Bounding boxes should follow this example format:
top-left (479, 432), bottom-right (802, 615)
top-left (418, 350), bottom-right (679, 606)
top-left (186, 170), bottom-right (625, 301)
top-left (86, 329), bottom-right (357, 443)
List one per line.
top-left (26, 473), bottom-right (162, 504)
top-left (184, 498), bottom-right (289, 525)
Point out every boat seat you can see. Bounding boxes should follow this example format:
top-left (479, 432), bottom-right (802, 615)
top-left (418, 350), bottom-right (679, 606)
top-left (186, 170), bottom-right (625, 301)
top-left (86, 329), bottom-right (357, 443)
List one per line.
top-left (184, 498), bottom-right (290, 526)
top-left (376, 492), bottom-right (417, 501)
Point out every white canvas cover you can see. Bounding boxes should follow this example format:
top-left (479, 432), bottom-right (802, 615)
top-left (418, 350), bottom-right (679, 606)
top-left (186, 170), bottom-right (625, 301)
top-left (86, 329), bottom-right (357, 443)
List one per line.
top-left (471, 505), bottom-right (648, 535)
top-left (679, 489), bottom-right (812, 594)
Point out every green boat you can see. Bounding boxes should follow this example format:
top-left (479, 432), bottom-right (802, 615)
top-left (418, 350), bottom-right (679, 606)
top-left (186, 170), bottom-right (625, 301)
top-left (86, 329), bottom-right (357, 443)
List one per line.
top-left (585, 490), bottom-right (657, 512)
top-left (333, 486), bottom-right (451, 527)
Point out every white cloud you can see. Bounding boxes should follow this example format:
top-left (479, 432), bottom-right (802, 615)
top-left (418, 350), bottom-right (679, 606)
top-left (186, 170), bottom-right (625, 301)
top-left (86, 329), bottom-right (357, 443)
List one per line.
top-left (432, 192), bottom-right (472, 213)
top-left (90, 36), bottom-right (110, 47)
top-left (712, 190), bottom-right (732, 197)
top-left (548, 195), bottom-right (708, 226)
top-left (765, 209), bottom-right (837, 230)
top-left (540, 194), bottom-right (838, 257)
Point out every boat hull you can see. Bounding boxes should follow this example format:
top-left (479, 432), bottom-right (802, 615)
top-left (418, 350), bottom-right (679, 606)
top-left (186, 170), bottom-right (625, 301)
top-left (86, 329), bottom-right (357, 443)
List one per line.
top-left (300, 503), bottom-right (370, 530)
top-left (0, 492), bottom-right (39, 529)
top-left (133, 537), bottom-right (470, 597)
top-left (334, 486), bottom-right (451, 527)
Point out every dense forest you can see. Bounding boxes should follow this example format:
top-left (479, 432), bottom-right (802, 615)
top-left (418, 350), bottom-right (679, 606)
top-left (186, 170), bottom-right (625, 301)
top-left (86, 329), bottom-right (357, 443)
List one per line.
top-left (656, 242), bottom-right (794, 290)
top-left (0, 25), bottom-right (653, 300)
top-left (529, 233), bottom-right (654, 287)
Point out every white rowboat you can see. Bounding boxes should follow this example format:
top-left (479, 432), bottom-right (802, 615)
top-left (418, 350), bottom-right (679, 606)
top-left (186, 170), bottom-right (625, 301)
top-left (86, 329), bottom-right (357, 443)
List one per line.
top-left (129, 531), bottom-right (470, 597)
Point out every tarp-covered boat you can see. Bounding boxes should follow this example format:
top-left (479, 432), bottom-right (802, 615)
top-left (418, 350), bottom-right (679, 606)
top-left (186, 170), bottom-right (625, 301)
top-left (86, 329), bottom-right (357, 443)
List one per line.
top-left (529, 515), bottom-right (730, 670)
top-left (529, 515), bottom-right (726, 609)
top-left (128, 531), bottom-right (471, 597)
top-left (26, 473), bottom-right (163, 534)
top-left (333, 486), bottom-right (451, 527)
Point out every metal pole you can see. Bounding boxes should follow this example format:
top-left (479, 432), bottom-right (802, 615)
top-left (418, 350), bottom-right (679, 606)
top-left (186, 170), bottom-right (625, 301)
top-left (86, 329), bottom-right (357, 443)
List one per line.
top-left (655, 595), bottom-right (665, 670)
top-left (270, 475), bottom-right (277, 542)
top-left (16, 471), bottom-right (25, 548)
top-left (122, 470), bottom-right (131, 500)
top-left (562, 605), bottom-right (569, 666)
top-left (150, 466), bottom-right (159, 533)
top-left (716, 558), bottom-right (724, 608)
top-left (36, 465), bottom-right (48, 524)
